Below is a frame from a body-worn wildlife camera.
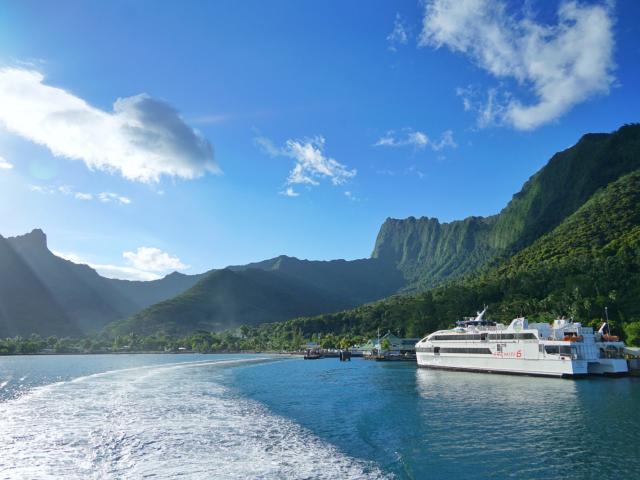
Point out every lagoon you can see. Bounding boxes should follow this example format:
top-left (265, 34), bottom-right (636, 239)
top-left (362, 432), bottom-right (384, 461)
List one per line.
top-left (1, 354), bottom-right (639, 479)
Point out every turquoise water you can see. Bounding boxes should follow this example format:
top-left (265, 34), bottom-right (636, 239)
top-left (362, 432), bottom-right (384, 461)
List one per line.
top-left (1, 354), bottom-right (639, 479)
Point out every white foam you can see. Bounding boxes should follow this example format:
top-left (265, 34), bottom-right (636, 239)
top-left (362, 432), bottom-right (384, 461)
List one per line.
top-left (0, 358), bottom-right (390, 479)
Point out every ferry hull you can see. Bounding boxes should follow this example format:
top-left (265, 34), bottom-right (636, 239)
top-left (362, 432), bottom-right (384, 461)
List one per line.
top-left (416, 353), bottom-right (588, 378)
top-left (587, 358), bottom-right (628, 376)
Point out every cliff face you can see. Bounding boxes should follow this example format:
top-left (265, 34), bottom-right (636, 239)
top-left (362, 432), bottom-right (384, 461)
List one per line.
top-left (372, 124), bottom-right (640, 289)
top-left (372, 216), bottom-right (497, 288)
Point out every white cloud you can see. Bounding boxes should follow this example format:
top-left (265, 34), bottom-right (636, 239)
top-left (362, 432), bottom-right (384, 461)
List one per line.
top-left (456, 86), bottom-right (509, 128)
top-left (419, 0), bottom-right (615, 130)
top-left (29, 184), bottom-right (78, 195)
top-left (74, 192), bottom-right (93, 200)
top-left (254, 136), bottom-right (281, 157)
top-left (29, 183), bottom-right (130, 204)
top-left (407, 131), bottom-right (429, 148)
top-left (53, 250), bottom-right (162, 281)
top-left (430, 130), bottom-right (457, 150)
top-left (344, 190), bottom-right (360, 202)
top-left (374, 136), bottom-right (396, 147)
top-left (280, 187), bottom-right (299, 197)
top-left (374, 129), bottom-right (457, 151)
top-left (29, 184), bottom-right (57, 194)
top-left (54, 246), bottom-right (189, 281)
top-left (123, 246), bottom-right (188, 272)
top-left (257, 135), bottom-right (356, 194)
top-left (0, 67), bottom-right (220, 182)
top-left (98, 192), bottom-right (131, 205)
top-left (90, 264), bottom-right (162, 281)
top-left (0, 155), bottom-right (13, 169)
top-left (388, 13), bottom-right (409, 51)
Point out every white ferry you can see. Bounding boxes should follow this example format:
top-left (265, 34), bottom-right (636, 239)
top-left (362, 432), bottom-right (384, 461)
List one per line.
top-left (415, 308), bottom-right (628, 378)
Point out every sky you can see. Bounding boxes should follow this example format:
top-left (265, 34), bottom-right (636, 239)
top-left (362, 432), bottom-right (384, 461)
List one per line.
top-left (0, 0), bottom-right (639, 280)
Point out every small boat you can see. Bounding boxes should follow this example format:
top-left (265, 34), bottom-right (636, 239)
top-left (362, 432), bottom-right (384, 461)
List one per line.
top-left (303, 350), bottom-right (323, 360)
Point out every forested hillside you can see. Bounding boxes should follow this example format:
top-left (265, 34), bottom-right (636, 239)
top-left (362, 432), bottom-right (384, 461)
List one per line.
top-left (108, 267), bottom-right (369, 336)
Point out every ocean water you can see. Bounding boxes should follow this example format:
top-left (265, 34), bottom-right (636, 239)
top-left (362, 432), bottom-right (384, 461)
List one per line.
top-left (0, 354), bottom-right (638, 479)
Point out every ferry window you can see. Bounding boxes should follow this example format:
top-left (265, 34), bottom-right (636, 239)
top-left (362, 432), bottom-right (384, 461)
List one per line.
top-left (515, 333), bottom-right (537, 340)
top-left (544, 345), bottom-right (572, 355)
top-left (434, 347), bottom-right (440, 354)
top-left (539, 344), bottom-right (544, 353)
top-left (497, 344), bottom-right (502, 352)
top-left (434, 334), bottom-right (483, 341)
top-left (439, 347), bottom-right (492, 354)
top-left (489, 333), bottom-right (515, 340)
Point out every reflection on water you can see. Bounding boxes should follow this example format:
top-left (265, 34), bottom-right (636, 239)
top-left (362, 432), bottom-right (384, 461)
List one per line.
top-left (414, 368), bottom-right (638, 479)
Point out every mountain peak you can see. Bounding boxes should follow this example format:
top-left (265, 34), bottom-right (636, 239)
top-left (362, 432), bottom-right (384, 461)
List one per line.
top-left (11, 228), bottom-right (48, 250)
top-left (164, 271), bottom-right (186, 279)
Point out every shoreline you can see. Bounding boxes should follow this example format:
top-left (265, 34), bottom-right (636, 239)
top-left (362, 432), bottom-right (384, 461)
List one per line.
top-left (0, 351), bottom-right (305, 357)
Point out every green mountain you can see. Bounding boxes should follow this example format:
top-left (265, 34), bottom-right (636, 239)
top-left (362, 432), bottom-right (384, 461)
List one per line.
top-left (372, 124), bottom-right (640, 289)
top-left (4, 124), bottom-right (639, 339)
top-left (109, 267), bottom-right (365, 336)
top-left (113, 248), bottom-right (406, 336)
top-left (0, 230), bottom-right (204, 337)
top-left (256, 169), bottom-right (640, 345)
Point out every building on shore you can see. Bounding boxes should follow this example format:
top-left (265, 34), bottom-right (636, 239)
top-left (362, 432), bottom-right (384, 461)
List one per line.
top-left (351, 339), bottom-right (375, 357)
top-left (355, 332), bottom-right (420, 359)
top-left (626, 347), bottom-right (640, 375)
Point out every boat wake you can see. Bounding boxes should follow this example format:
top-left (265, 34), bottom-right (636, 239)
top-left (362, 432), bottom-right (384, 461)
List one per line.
top-left (0, 357), bottom-right (389, 479)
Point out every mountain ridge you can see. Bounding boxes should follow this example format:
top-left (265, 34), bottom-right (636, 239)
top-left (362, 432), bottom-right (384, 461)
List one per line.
top-left (2, 124), bottom-right (639, 338)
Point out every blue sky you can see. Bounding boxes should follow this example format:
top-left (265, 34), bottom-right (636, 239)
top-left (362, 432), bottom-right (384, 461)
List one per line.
top-left (0, 0), bottom-right (639, 280)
